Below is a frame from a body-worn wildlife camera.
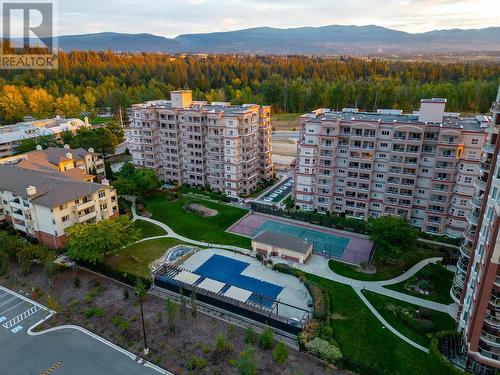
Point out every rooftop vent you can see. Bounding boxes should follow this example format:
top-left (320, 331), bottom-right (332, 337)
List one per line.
top-left (26, 186), bottom-right (37, 196)
top-left (66, 152), bottom-right (73, 159)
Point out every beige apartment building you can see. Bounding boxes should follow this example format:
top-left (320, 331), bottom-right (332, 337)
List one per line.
top-left (452, 86), bottom-right (500, 374)
top-left (0, 146), bottom-right (106, 181)
top-left (294, 99), bottom-right (489, 237)
top-left (129, 90), bottom-right (273, 197)
top-left (0, 165), bottom-right (118, 249)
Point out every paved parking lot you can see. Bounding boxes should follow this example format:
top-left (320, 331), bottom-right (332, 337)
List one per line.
top-left (0, 285), bottom-right (169, 375)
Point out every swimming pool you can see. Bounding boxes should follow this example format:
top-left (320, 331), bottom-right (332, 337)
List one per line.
top-left (252, 220), bottom-right (350, 259)
top-left (194, 255), bottom-right (283, 307)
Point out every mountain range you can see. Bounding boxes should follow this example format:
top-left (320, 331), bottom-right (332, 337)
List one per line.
top-left (56, 25), bottom-right (500, 55)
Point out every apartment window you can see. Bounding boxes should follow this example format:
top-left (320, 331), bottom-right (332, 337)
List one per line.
top-left (380, 142), bottom-right (388, 148)
top-left (418, 189), bottom-right (425, 194)
top-left (471, 138), bottom-right (479, 145)
top-left (375, 183), bottom-right (383, 188)
top-left (421, 168), bottom-right (429, 173)
top-left (379, 153), bottom-right (387, 158)
top-left (464, 177), bottom-right (472, 183)
top-left (376, 174), bottom-right (383, 178)
top-left (59, 205), bottom-right (64, 210)
top-left (98, 191), bottom-right (106, 199)
top-left (305, 158), bottom-right (311, 165)
top-left (492, 187), bottom-right (498, 199)
top-left (381, 130), bottom-right (390, 136)
top-left (62, 215), bottom-right (69, 222)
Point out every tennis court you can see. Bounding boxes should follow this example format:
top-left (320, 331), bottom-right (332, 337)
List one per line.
top-left (252, 220), bottom-right (350, 258)
top-left (228, 212), bottom-right (374, 265)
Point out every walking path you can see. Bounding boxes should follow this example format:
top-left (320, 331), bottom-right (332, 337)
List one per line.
top-left (123, 196), bottom-right (457, 353)
top-left (127, 196), bottom-right (251, 255)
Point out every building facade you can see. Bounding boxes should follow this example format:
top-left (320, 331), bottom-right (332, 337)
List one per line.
top-left (129, 90), bottom-right (273, 197)
top-left (453, 86), bottom-right (500, 373)
top-left (0, 166), bottom-right (118, 249)
top-left (0, 117), bottom-right (89, 158)
top-left (0, 146), bottom-right (106, 181)
top-left (294, 99), bottom-right (489, 237)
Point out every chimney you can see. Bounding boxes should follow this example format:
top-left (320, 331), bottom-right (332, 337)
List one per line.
top-left (26, 186), bottom-right (37, 196)
top-left (418, 98), bottom-right (446, 124)
top-left (101, 179), bottom-right (110, 186)
top-left (88, 147), bottom-right (94, 153)
top-left (35, 145), bottom-right (42, 151)
top-left (66, 152), bottom-right (73, 159)
top-left (64, 144), bottom-right (70, 149)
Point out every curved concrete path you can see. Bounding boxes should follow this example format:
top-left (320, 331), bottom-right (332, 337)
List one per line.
top-left (127, 196), bottom-right (251, 255)
top-left (123, 196), bottom-right (457, 353)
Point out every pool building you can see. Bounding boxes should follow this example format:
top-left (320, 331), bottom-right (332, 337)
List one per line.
top-left (252, 231), bottom-right (313, 264)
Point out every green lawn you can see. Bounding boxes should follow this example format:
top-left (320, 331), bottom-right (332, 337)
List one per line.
top-left (104, 237), bottom-right (185, 279)
top-left (306, 274), bottom-right (429, 375)
top-left (384, 263), bottom-right (454, 304)
top-left (362, 290), bottom-right (456, 347)
top-left (143, 193), bottom-right (251, 248)
top-left (329, 246), bottom-right (442, 281)
top-left (131, 220), bottom-right (165, 239)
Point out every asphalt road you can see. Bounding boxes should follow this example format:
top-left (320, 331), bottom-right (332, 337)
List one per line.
top-left (0, 286), bottom-right (165, 375)
top-left (272, 131), bottom-right (299, 141)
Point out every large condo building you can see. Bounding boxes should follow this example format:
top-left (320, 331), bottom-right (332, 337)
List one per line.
top-left (454, 86), bottom-right (500, 374)
top-left (129, 90), bottom-right (273, 197)
top-left (294, 99), bottom-right (489, 237)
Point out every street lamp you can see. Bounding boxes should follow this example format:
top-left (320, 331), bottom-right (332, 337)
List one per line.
top-left (134, 281), bottom-right (149, 356)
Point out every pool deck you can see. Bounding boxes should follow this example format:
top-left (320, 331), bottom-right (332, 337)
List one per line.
top-left (228, 212), bottom-right (374, 265)
top-left (179, 248), bottom-right (311, 320)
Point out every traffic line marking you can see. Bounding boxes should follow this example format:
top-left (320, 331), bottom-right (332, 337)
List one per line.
top-left (11, 325), bottom-right (22, 333)
top-left (42, 361), bottom-right (63, 374)
top-left (2, 305), bottom-right (40, 329)
top-left (0, 316), bottom-right (6, 323)
top-left (0, 296), bottom-right (16, 308)
top-left (0, 300), bottom-right (25, 316)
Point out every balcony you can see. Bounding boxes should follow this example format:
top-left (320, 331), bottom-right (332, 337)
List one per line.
top-left (485, 312), bottom-right (500, 329)
top-left (457, 256), bottom-right (470, 273)
top-left (480, 161), bottom-right (492, 174)
top-left (474, 179), bottom-right (487, 192)
top-left (467, 210), bottom-right (480, 226)
top-left (471, 194), bottom-right (483, 209)
top-left (460, 241), bottom-right (472, 257)
top-left (483, 143), bottom-right (495, 154)
top-left (480, 331), bottom-right (500, 349)
top-left (478, 344), bottom-right (500, 362)
top-left (76, 200), bottom-right (95, 212)
top-left (77, 211), bottom-right (97, 223)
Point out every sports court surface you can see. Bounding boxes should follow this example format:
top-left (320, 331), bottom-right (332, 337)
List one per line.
top-left (228, 212), bottom-right (374, 265)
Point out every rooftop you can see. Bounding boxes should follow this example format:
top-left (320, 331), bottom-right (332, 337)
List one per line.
top-left (302, 108), bottom-right (488, 131)
top-left (0, 147), bottom-right (97, 181)
top-left (253, 231), bottom-right (312, 254)
top-left (0, 165), bottom-right (108, 207)
top-left (0, 118), bottom-right (88, 144)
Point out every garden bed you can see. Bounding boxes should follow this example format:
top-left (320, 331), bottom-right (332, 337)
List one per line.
top-left (0, 262), bottom-right (335, 375)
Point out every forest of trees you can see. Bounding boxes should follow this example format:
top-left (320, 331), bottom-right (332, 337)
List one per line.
top-left (0, 52), bottom-right (499, 124)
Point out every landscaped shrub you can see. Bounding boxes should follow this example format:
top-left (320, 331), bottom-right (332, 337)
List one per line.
top-left (186, 355), bottom-right (208, 371)
top-left (419, 319), bottom-right (436, 333)
top-left (258, 327), bottom-right (274, 349)
top-left (304, 281), bottom-right (327, 320)
top-left (85, 306), bottom-right (104, 318)
top-left (245, 326), bottom-right (256, 344)
top-left (272, 341), bottom-right (288, 363)
top-left (305, 337), bottom-right (343, 364)
top-left (238, 344), bottom-right (257, 375)
top-left (273, 263), bottom-right (294, 275)
top-left (298, 320), bottom-right (321, 345)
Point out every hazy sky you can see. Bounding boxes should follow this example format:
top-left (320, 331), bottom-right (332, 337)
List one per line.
top-left (9, 0), bottom-right (500, 37)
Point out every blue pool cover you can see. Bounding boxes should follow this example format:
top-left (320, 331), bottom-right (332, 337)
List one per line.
top-left (194, 255), bottom-right (283, 307)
